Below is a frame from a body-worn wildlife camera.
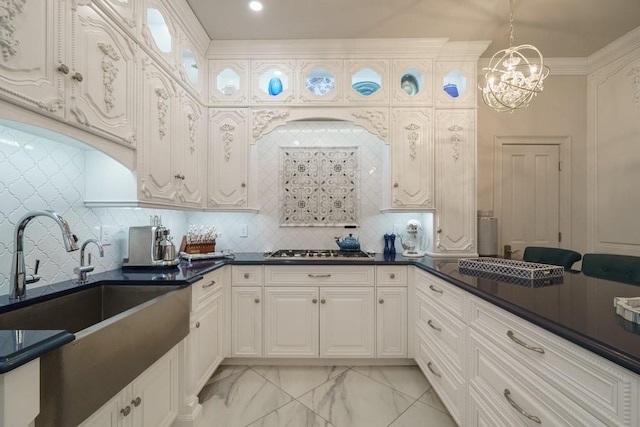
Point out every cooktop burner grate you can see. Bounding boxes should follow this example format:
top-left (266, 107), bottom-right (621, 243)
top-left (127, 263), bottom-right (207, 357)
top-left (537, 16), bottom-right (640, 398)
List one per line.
top-left (267, 249), bottom-right (372, 260)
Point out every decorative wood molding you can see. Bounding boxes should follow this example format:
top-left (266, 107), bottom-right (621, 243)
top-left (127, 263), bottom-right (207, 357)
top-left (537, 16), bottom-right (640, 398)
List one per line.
top-left (36, 97), bottom-right (65, 113)
top-left (251, 109), bottom-right (290, 139)
top-left (0, 0), bottom-right (26, 62)
top-left (98, 43), bottom-right (121, 113)
top-left (70, 106), bottom-right (89, 126)
top-left (220, 123), bottom-right (235, 161)
top-left (187, 112), bottom-right (196, 152)
top-left (351, 110), bottom-right (389, 139)
top-left (405, 123), bottom-right (419, 161)
top-left (155, 88), bottom-right (169, 139)
top-left (447, 124), bottom-right (463, 160)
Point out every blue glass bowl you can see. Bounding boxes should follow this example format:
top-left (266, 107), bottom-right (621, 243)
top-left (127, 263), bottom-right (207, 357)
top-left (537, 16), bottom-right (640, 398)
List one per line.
top-left (443, 83), bottom-right (459, 98)
top-left (352, 81), bottom-right (380, 96)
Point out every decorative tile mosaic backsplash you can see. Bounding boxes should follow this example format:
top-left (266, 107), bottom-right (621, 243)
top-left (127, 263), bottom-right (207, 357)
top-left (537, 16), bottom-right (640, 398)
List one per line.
top-left (281, 147), bottom-right (358, 226)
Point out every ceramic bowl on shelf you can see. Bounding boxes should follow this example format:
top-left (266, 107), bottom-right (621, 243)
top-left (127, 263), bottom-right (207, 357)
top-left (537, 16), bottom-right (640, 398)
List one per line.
top-left (306, 76), bottom-right (335, 96)
top-left (401, 74), bottom-right (419, 95)
top-left (352, 81), bottom-right (380, 96)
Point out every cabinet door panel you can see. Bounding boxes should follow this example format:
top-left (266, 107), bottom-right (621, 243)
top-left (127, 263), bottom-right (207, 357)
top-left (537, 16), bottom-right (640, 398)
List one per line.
top-left (376, 287), bottom-right (407, 357)
top-left (0, 0), bottom-right (65, 117)
top-left (320, 287), bottom-right (374, 357)
top-left (175, 90), bottom-right (205, 207)
top-left (70, 2), bottom-right (137, 145)
top-left (139, 57), bottom-right (178, 203)
top-left (265, 287), bottom-right (319, 357)
top-left (231, 287), bottom-right (262, 357)
top-left (194, 291), bottom-right (223, 390)
top-left (391, 108), bottom-right (434, 208)
top-left (435, 109), bottom-right (476, 255)
top-left (208, 109), bottom-right (249, 208)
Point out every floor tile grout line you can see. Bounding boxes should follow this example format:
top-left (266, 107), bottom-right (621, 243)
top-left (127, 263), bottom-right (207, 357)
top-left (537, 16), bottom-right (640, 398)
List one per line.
top-left (384, 394), bottom-right (424, 427)
top-left (415, 388), bottom-right (452, 416)
top-left (347, 368), bottom-right (424, 403)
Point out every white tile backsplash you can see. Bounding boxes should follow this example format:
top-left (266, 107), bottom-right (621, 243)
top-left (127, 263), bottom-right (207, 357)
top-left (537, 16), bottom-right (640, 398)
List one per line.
top-left (0, 124), bottom-right (187, 296)
top-left (0, 120), bottom-right (427, 296)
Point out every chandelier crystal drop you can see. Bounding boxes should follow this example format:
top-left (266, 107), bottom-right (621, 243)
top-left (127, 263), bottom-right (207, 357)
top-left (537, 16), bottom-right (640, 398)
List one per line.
top-left (480, 0), bottom-right (549, 112)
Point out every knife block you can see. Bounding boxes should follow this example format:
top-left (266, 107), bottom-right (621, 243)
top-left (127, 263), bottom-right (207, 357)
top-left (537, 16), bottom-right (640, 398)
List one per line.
top-left (180, 235), bottom-right (215, 254)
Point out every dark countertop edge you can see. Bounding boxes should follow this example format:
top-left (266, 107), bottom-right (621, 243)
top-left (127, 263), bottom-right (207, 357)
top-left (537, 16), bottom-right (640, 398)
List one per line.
top-left (417, 265), bottom-right (640, 375)
top-left (0, 331), bottom-right (74, 374)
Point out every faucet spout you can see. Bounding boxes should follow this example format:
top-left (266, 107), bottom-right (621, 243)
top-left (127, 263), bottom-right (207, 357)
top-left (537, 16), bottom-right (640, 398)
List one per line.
top-left (10, 210), bottom-right (79, 300)
top-left (75, 239), bottom-right (105, 284)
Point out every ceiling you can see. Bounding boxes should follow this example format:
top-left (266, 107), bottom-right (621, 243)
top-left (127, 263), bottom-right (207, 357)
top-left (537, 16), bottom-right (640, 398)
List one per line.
top-left (185, 0), bottom-right (640, 58)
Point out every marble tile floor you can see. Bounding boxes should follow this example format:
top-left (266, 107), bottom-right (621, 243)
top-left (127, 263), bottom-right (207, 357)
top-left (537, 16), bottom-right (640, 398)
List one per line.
top-left (198, 365), bottom-right (457, 427)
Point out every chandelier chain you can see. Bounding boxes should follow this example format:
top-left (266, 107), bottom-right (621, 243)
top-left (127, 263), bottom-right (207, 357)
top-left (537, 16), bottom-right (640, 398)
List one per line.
top-left (509, 0), bottom-right (515, 47)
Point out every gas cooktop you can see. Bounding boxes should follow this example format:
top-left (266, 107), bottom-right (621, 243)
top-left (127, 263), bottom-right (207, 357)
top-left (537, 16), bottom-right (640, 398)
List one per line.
top-left (266, 249), bottom-right (373, 260)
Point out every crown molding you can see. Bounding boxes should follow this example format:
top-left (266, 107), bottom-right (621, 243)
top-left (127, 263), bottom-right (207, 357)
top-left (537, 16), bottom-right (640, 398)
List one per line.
top-left (588, 25), bottom-right (640, 73)
top-left (207, 38), bottom-right (491, 60)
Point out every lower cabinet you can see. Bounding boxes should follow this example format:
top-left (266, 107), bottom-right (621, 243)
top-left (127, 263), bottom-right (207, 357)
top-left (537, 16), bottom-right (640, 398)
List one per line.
top-left (263, 287), bottom-right (375, 358)
top-left (376, 287), bottom-right (408, 357)
top-left (231, 286), bottom-right (263, 357)
top-left (80, 345), bottom-right (179, 427)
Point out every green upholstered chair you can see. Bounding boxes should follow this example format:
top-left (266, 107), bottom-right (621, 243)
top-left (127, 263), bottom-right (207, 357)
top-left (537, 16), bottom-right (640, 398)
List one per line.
top-left (582, 254), bottom-right (640, 285)
top-left (522, 246), bottom-right (582, 271)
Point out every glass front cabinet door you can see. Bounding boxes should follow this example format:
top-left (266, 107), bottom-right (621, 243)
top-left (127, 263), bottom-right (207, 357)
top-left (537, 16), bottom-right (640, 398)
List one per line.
top-left (345, 59), bottom-right (389, 105)
top-left (391, 59), bottom-right (433, 106)
top-left (251, 60), bottom-right (296, 104)
top-left (435, 61), bottom-right (476, 107)
top-left (209, 60), bottom-right (250, 105)
top-left (297, 61), bottom-right (342, 104)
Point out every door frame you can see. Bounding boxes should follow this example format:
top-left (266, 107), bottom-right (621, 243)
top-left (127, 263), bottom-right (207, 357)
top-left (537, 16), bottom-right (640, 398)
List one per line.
top-left (493, 136), bottom-right (572, 255)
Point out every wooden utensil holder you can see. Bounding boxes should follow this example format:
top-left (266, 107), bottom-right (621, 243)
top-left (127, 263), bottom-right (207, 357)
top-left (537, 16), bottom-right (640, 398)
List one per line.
top-left (180, 236), bottom-right (215, 254)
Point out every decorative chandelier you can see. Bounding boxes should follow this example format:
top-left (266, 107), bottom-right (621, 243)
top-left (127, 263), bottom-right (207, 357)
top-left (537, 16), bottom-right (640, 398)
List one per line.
top-left (480, 0), bottom-right (549, 112)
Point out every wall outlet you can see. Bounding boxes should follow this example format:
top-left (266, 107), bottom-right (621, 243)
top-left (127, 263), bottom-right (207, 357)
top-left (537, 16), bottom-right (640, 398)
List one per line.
top-left (100, 225), bottom-right (118, 246)
top-left (239, 224), bottom-right (248, 238)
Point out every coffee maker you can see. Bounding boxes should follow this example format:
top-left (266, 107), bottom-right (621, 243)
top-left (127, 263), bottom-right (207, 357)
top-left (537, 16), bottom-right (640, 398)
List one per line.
top-left (123, 216), bottom-right (179, 268)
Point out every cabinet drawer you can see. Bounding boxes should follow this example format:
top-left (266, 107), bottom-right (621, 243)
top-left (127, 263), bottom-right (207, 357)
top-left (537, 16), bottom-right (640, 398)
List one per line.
top-left (416, 288), bottom-right (466, 375)
top-left (232, 265), bottom-right (263, 286)
top-left (264, 265), bottom-right (374, 286)
top-left (415, 269), bottom-right (466, 320)
top-left (469, 329), bottom-right (605, 426)
top-left (376, 265), bottom-right (408, 287)
top-left (193, 267), bottom-right (226, 309)
top-left (469, 297), bottom-right (638, 426)
top-left (415, 325), bottom-right (465, 426)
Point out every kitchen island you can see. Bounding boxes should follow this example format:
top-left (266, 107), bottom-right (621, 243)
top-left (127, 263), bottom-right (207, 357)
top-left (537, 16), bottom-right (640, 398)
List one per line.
top-left (1, 253), bottom-right (639, 426)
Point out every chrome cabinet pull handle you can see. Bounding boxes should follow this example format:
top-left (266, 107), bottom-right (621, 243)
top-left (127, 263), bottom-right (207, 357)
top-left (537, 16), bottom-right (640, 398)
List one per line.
top-left (379, 299), bottom-right (384, 304)
top-left (389, 273), bottom-right (396, 279)
top-left (429, 284), bottom-right (443, 294)
top-left (58, 64), bottom-right (70, 74)
top-left (427, 361), bottom-right (441, 378)
top-left (320, 299), bottom-right (326, 304)
top-left (72, 72), bottom-right (83, 82)
top-left (254, 298), bottom-right (260, 303)
top-left (503, 389), bottom-right (541, 424)
top-left (241, 182), bottom-right (246, 187)
top-left (507, 330), bottom-right (545, 354)
top-left (244, 273), bottom-right (250, 279)
top-left (120, 406), bottom-right (131, 416)
top-left (428, 319), bottom-right (441, 332)
top-left (308, 274), bottom-right (331, 278)
top-left (202, 280), bottom-right (215, 288)
top-left (312, 298), bottom-right (318, 304)
top-left (195, 321), bottom-right (200, 328)
top-left (393, 182), bottom-right (399, 188)
top-left (131, 397), bottom-right (142, 407)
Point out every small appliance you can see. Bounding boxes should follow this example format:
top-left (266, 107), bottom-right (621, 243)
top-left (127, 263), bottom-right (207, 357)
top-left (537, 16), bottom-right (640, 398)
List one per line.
top-left (123, 216), bottom-right (179, 268)
top-left (399, 219), bottom-right (426, 258)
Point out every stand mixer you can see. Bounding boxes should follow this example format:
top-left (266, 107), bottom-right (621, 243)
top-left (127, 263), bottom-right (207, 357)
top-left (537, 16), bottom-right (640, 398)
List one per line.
top-left (399, 219), bottom-right (426, 258)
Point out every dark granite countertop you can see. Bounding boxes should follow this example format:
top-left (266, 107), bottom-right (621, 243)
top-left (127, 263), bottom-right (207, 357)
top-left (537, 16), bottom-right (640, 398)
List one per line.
top-left (1, 252), bottom-right (639, 376)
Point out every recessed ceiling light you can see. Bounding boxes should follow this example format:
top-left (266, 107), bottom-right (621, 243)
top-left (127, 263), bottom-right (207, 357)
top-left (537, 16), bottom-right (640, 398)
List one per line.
top-left (249, 1), bottom-right (263, 12)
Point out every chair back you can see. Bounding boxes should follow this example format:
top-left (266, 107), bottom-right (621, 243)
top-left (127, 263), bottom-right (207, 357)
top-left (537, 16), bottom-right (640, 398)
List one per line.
top-left (522, 246), bottom-right (582, 271)
top-left (582, 254), bottom-right (640, 285)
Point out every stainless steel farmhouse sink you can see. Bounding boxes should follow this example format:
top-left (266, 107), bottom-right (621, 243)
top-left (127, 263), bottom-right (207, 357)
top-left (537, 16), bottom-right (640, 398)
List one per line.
top-left (0, 284), bottom-right (191, 427)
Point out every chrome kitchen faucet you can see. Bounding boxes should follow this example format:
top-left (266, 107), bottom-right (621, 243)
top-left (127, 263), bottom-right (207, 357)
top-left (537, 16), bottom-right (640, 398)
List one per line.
top-left (10, 210), bottom-right (79, 300)
top-left (74, 238), bottom-right (105, 284)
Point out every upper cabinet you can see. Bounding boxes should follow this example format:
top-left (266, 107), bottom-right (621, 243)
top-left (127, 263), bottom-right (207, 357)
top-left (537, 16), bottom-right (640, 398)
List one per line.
top-left (209, 60), bottom-right (250, 105)
top-left (0, 0), bottom-right (137, 147)
top-left (92, 0), bottom-right (141, 38)
top-left (435, 61), bottom-right (476, 108)
top-left (345, 59), bottom-right (390, 105)
top-left (298, 60), bottom-right (343, 104)
top-left (250, 60), bottom-right (297, 104)
top-left (141, 1), bottom-right (178, 72)
top-left (391, 59), bottom-right (434, 106)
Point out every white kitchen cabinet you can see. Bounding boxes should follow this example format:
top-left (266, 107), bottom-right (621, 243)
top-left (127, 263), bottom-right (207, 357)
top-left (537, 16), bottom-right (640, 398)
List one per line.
top-left (434, 109), bottom-right (477, 256)
top-left (80, 345), bottom-right (179, 427)
top-left (264, 287), bottom-right (319, 357)
top-left (0, 1), bottom-right (138, 147)
top-left (192, 283), bottom-right (224, 391)
top-left (376, 287), bottom-right (407, 357)
top-left (391, 59), bottom-right (434, 106)
top-left (344, 59), bottom-right (390, 105)
top-left (138, 55), bottom-right (178, 204)
top-left (320, 287), bottom-right (375, 358)
top-left (174, 88), bottom-right (206, 208)
top-left (209, 60), bottom-right (250, 105)
top-left (208, 109), bottom-right (250, 209)
top-left (390, 108), bottom-right (434, 209)
top-left (231, 287), bottom-right (263, 357)
top-left (92, 0), bottom-right (140, 38)
top-left (250, 59), bottom-right (297, 104)
top-left (297, 60), bottom-right (344, 104)
top-left (140, 0), bottom-right (178, 72)
top-left (435, 61), bottom-right (476, 108)
top-left (0, 1), bottom-right (66, 118)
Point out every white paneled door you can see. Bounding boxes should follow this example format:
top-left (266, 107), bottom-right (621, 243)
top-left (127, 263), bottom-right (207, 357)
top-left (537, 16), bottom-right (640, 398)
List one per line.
top-left (500, 144), bottom-right (560, 258)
